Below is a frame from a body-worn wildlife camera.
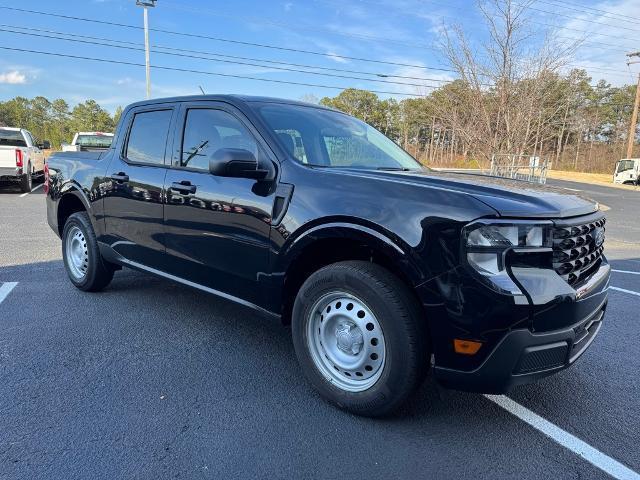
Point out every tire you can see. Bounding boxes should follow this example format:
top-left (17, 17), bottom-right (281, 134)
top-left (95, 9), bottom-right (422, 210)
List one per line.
top-left (292, 261), bottom-right (429, 417)
top-left (19, 166), bottom-right (32, 193)
top-left (62, 211), bottom-right (115, 292)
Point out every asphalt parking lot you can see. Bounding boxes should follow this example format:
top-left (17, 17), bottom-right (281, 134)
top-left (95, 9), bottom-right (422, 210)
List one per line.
top-left (1, 178), bottom-right (639, 480)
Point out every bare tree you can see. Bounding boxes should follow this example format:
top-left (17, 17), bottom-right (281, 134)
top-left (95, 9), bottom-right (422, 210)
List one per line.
top-left (436, 0), bottom-right (579, 164)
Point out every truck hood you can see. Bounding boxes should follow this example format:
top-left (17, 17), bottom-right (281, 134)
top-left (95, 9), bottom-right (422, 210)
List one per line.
top-left (330, 168), bottom-right (599, 218)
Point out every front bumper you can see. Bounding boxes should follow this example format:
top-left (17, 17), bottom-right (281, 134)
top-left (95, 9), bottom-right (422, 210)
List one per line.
top-left (432, 260), bottom-right (610, 393)
top-left (434, 298), bottom-right (606, 393)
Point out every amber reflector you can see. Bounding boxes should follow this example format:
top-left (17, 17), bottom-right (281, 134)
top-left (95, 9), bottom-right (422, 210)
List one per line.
top-left (454, 339), bottom-right (482, 355)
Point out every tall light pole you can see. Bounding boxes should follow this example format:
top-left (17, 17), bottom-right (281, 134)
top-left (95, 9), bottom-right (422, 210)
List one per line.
top-left (627, 51), bottom-right (640, 159)
top-left (136, 0), bottom-right (156, 99)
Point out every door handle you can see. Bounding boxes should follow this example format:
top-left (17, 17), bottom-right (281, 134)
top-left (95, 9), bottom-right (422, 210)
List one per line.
top-left (110, 172), bottom-right (129, 183)
top-left (170, 181), bottom-right (197, 194)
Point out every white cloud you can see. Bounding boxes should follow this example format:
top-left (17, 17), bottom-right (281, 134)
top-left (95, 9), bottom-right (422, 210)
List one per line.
top-left (0, 70), bottom-right (27, 84)
top-left (326, 52), bottom-right (349, 64)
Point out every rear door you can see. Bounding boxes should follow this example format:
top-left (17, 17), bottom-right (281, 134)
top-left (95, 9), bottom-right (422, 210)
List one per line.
top-left (162, 101), bottom-right (277, 305)
top-left (102, 105), bottom-right (177, 270)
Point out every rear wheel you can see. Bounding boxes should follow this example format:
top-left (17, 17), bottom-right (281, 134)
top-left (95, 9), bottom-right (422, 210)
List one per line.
top-left (19, 166), bottom-right (32, 193)
top-left (292, 261), bottom-right (429, 417)
top-left (62, 212), bottom-right (115, 291)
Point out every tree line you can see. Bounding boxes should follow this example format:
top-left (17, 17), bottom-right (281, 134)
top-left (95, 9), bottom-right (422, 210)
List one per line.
top-left (320, 74), bottom-right (637, 174)
top-left (0, 96), bottom-right (122, 149)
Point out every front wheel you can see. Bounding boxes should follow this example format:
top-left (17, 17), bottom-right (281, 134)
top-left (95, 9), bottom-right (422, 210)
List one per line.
top-left (62, 212), bottom-right (115, 291)
top-left (292, 261), bottom-right (429, 417)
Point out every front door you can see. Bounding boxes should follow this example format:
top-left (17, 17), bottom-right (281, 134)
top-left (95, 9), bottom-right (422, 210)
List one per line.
top-left (102, 106), bottom-right (176, 269)
top-left (163, 103), bottom-right (277, 306)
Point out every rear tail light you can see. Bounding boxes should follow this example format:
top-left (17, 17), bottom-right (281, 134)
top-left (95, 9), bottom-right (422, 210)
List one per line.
top-left (43, 162), bottom-right (50, 194)
top-left (15, 149), bottom-right (23, 168)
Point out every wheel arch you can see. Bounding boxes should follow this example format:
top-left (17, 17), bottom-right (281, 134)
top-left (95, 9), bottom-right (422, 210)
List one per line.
top-left (56, 187), bottom-right (93, 236)
top-left (278, 222), bottom-right (426, 325)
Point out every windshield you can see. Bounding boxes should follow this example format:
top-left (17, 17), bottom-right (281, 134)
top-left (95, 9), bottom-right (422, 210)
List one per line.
top-left (75, 135), bottom-right (113, 148)
top-left (256, 103), bottom-right (423, 170)
top-left (0, 129), bottom-right (27, 147)
top-left (616, 160), bottom-right (636, 173)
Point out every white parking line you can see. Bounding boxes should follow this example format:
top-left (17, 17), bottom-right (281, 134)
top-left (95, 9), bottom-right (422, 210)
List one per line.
top-left (610, 286), bottom-right (640, 298)
top-left (0, 282), bottom-right (18, 304)
top-left (485, 395), bottom-right (640, 480)
top-left (612, 269), bottom-right (640, 276)
top-left (19, 183), bottom-right (43, 198)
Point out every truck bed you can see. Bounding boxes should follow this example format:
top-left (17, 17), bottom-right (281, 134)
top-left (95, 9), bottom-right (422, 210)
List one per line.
top-left (47, 150), bottom-right (111, 189)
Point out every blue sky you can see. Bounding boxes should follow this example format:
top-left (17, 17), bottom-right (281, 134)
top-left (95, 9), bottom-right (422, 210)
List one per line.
top-left (0, 0), bottom-right (638, 113)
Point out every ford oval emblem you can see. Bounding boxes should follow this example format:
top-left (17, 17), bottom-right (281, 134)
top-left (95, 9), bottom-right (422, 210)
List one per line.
top-left (593, 227), bottom-right (605, 247)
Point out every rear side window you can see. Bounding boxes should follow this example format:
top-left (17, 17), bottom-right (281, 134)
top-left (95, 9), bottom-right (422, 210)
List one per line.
top-left (180, 108), bottom-right (258, 171)
top-left (0, 129), bottom-right (27, 147)
top-left (125, 109), bottom-right (173, 165)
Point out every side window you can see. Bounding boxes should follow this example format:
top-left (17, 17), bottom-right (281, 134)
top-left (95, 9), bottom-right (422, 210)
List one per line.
top-left (180, 109), bottom-right (258, 171)
top-left (125, 109), bottom-right (173, 165)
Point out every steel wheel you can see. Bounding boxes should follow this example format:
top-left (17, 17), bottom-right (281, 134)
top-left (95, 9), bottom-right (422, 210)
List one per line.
top-left (65, 225), bottom-right (89, 281)
top-left (306, 291), bottom-right (386, 392)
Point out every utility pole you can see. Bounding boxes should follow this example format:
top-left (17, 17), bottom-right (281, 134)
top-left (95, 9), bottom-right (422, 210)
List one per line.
top-left (626, 51), bottom-right (640, 158)
top-left (136, 0), bottom-right (157, 99)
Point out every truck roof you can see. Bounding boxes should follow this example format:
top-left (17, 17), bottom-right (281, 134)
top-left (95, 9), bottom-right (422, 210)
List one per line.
top-left (0, 127), bottom-right (22, 131)
top-left (124, 94), bottom-right (337, 112)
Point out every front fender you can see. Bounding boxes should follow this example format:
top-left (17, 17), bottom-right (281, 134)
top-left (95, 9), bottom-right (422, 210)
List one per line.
top-left (273, 219), bottom-right (425, 287)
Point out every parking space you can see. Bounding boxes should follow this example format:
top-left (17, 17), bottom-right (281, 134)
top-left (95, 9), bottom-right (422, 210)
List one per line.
top-left (1, 181), bottom-right (639, 479)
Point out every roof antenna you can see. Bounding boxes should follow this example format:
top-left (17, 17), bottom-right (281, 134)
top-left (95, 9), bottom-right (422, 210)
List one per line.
top-left (198, 85), bottom-right (206, 95)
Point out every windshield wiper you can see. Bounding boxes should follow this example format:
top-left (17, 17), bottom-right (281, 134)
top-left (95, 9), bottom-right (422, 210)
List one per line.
top-left (376, 167), bottom-right (415, 171)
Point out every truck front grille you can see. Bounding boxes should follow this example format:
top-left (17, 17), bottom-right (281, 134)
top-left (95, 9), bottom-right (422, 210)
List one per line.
top-left (552, 216), bottom-right (605, 286)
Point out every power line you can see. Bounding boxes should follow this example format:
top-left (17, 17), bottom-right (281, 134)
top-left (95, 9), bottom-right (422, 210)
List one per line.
top-left (531, 0), bottom-right (640, 25)
top-left (0, 5), bottom-right (453, 73)
top-left (0, 23), bottom-right (628, 92)
top-left (0, 44), bottom-right (633, 108)
top-left (515, 2), bottom-right (640, 35)
top-left (0, 45), bottom-right (430, 97)
top-left (0, 3), bottom-right (633, 82)
top-left (0, 24), bottom-right (458, 84)
top-left (421, 0), bottom-right (639, 46)
top-left (0, 4), bottom-right (633, 94)
top-left (0, 27), bottom-right (445, 89)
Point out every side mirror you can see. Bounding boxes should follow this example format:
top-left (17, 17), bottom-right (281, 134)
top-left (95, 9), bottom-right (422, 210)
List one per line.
top-left (39, 140), bottom-right (51, 150)
top-left (209, 148), bottom-right (269, 180)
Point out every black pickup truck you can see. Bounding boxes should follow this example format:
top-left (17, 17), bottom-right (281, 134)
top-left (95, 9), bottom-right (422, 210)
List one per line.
top-left (45, 95), bottom-right (610, 416)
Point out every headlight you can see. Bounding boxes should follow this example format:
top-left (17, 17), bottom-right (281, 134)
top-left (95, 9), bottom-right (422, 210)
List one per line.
top-left (466, 224), bottom-right (549, 248)
top-left (463, 221), bottom-right (552, 295)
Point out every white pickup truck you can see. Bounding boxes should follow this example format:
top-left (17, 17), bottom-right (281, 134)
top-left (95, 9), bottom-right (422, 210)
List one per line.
top-left (61, 132), bottom-right (114, 152)
top-left (0, 127), bottom-right (48, 193)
